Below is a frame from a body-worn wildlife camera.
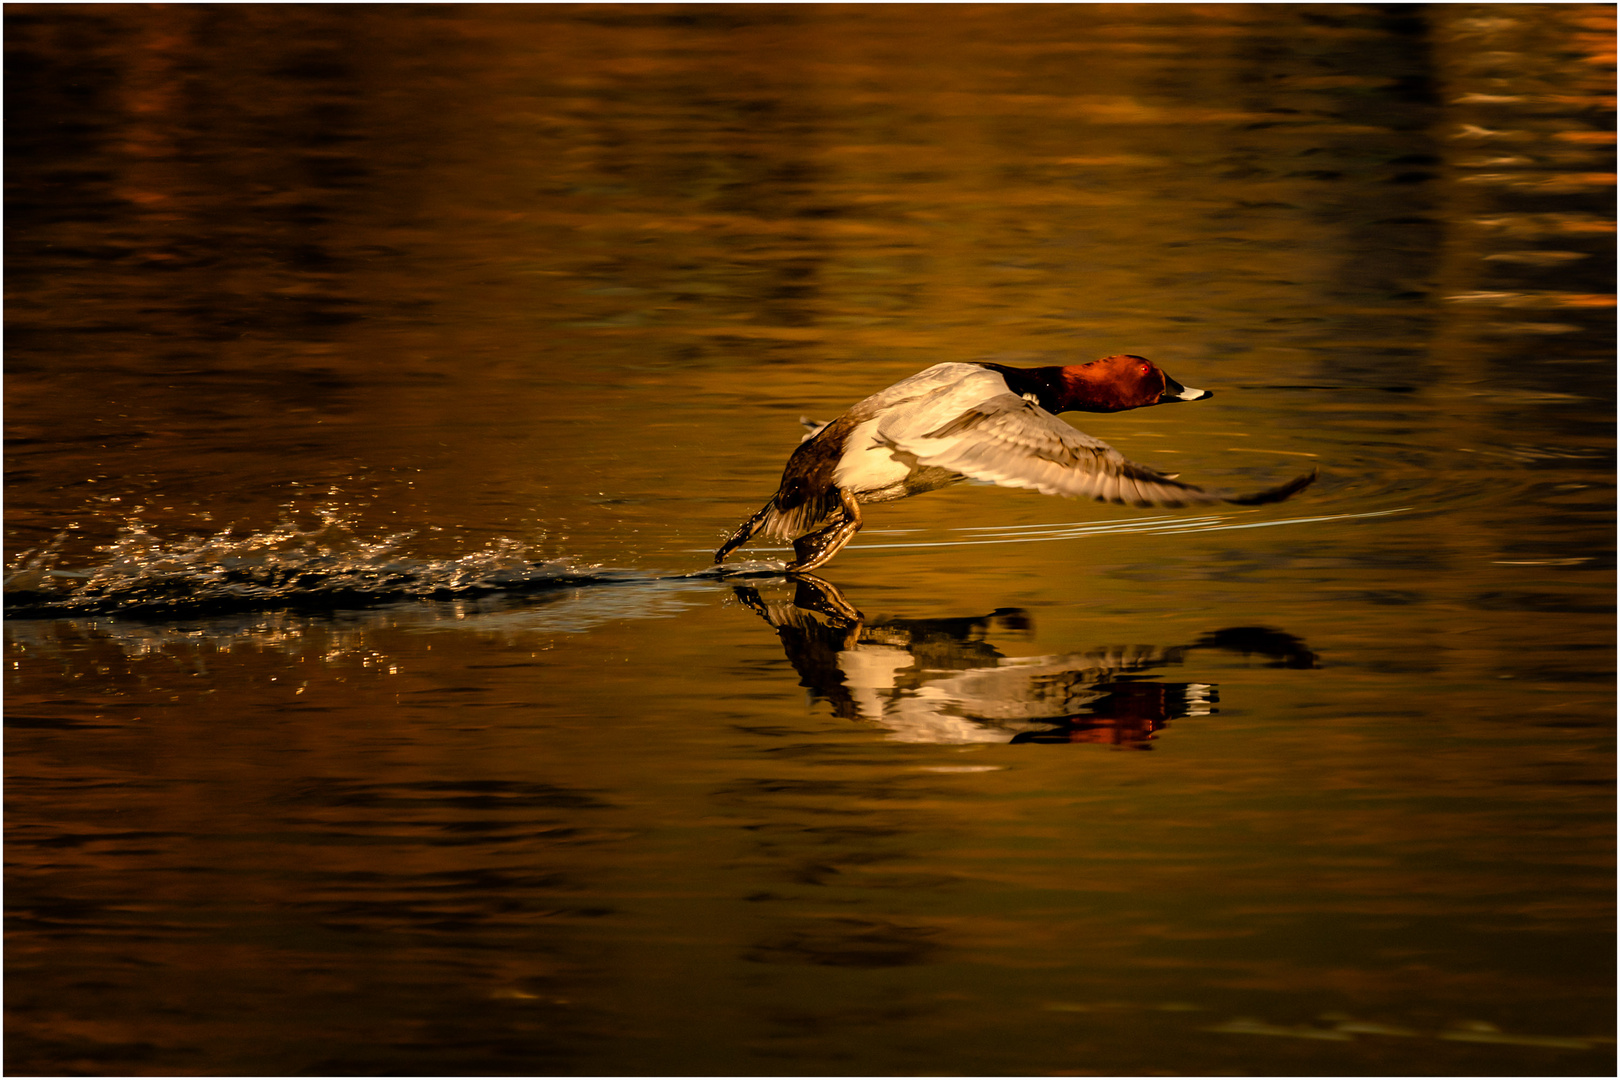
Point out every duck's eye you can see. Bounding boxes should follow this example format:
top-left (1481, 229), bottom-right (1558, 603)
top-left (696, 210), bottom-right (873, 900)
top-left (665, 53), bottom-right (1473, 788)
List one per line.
top-left (1139, 363), bottom-right (1151, 375)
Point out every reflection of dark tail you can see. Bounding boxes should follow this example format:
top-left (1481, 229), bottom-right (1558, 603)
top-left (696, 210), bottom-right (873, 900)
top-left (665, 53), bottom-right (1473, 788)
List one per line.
top-left (715, 498), bottom-right (776, 564)
top-left (1224, 467), bottom-right (1319, 507)
top-left (1189, 626), bottom-right (1318, 668)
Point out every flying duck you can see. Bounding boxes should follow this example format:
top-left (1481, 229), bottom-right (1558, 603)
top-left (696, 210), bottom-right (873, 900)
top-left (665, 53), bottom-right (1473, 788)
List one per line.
top-left (714, 355), bottom-right (1317, 572)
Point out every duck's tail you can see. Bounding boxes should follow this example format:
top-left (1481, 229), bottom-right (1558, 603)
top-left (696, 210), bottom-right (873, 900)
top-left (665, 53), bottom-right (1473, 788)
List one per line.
top-left (799, 416), bottom-right (830, 442)
top-left (716, 486), bottom-right (845, 563)
top-left (715, 497), bottom-right (779, 564)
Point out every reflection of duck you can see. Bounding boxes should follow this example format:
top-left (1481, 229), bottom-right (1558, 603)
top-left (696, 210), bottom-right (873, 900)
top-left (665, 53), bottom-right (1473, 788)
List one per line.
top-left (715, 356), bottom-right (1316, 572)
top-left (733, 575), bottom-right (1316, 748)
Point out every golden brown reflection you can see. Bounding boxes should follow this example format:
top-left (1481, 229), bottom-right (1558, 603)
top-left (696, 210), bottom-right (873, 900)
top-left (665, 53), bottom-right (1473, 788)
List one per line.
top-left (734, 573), bottom-right (1315, 746)
top-left (4, 3), bottom-right (1613, 1076)
top-left (8, 580), bottom-right (1612, 1076)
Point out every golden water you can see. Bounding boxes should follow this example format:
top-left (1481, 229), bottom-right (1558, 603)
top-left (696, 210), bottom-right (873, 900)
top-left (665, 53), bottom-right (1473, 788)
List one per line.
top-left (6, 5), bottom-right (1614, 1074)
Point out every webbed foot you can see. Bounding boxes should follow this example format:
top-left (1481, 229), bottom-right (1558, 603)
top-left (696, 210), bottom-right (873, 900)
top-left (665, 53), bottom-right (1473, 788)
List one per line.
top-left (785, 488), bottom-right (863, 573)
top-left (787, 521), bottom-right (859, 572)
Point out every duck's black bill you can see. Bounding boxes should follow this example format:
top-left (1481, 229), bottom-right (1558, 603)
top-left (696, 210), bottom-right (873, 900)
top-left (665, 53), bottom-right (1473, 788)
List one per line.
top-left (1160, 376), bottom-right (1213, 403)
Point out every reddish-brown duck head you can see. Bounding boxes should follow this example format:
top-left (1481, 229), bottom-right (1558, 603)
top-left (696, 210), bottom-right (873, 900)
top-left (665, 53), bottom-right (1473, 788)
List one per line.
top-left (1058, 354), bottom-right (1212, 413)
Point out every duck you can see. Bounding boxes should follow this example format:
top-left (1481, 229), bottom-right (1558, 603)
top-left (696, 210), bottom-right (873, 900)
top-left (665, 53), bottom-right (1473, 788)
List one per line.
top-left (714, 354), bottom-right (1318, 572)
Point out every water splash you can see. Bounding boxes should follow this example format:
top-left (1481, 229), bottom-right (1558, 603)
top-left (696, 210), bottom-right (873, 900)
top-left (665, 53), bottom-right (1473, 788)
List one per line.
top-left (4, 506), bottom-right (630, 619)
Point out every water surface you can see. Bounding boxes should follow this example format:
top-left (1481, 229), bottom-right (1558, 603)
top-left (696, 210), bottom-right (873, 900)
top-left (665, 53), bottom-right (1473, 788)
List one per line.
top-left (6, 4), bottom-right (1614, 1075)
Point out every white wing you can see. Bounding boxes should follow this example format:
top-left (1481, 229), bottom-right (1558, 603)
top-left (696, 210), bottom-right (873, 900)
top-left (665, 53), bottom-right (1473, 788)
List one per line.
top-left (877, 392), bottom-right (1223, 507)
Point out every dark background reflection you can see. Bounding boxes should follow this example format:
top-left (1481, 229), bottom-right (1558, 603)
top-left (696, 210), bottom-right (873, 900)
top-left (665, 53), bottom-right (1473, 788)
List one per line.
top-left (7, 5), bottom-right (1613, 1075)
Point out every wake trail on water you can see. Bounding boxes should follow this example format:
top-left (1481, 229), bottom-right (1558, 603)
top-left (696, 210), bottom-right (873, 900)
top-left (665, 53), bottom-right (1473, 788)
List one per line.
top-left (5, 505), bottom-right (1412, 621)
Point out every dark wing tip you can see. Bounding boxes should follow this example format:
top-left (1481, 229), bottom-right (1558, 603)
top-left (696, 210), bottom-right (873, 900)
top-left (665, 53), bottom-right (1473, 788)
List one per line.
top-left (1223, 466), bottom-right (1319, 507)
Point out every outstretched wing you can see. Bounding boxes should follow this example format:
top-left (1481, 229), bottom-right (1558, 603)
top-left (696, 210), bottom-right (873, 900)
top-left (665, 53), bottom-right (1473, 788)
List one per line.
top-left (877, 393), bottom-right (1311, 507)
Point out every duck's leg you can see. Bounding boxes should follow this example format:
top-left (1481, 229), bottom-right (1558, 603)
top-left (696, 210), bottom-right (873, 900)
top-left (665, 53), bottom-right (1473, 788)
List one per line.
top-left (787, 488), bottom-right (862, 573)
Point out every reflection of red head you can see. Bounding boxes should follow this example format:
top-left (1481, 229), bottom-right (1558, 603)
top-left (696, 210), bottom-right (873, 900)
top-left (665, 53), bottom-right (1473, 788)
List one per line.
top-left (1067, 681), bottom-right (1183, 747)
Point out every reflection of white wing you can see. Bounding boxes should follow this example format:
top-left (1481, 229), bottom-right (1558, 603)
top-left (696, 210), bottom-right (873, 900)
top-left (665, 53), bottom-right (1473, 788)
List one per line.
top-left (835, 644), bottom-right (914, 729)
top-left (835, 644), bottom-right (1187, 744)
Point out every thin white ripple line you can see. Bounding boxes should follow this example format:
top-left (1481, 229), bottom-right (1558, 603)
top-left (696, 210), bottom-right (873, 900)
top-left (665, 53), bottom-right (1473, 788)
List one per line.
top-left (1148, 507), bottom-right (1414, 535)
top-left (686, 516), bottom-right (1222, 553)
top-left (685, 507), bottom-right (1414, 554)
top-left (848, 507), bottom-right (1410, 550)
top-left (681, 515), bottom-right (1218, 553)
